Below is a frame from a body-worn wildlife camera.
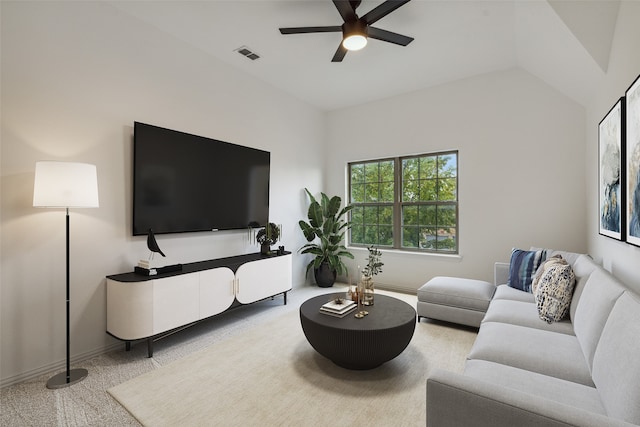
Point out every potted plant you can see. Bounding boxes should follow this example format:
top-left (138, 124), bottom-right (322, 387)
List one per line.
top-left (255, 222), bottom-right (280, 255)
top-left (299, 188), bottom-right (354, 287)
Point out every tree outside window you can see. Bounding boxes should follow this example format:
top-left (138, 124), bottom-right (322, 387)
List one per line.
top-left (349, 151), bottom-right (458, 254)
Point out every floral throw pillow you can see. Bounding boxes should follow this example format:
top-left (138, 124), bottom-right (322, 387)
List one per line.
top-left (508, 248), bottom-right (547, 293)
top-left (531, 254), bottom-right (564, 295)
top-left (534, 258), bottom-right (576, 323)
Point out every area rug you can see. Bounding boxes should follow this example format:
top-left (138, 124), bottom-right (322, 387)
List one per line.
top-left (108, 306), bottom-right (476, 426)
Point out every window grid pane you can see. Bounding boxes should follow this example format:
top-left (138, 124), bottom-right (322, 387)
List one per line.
top-left (350, 160), bottom-right (395, 204)
top-left (349, 202), bottom-right (394, 247)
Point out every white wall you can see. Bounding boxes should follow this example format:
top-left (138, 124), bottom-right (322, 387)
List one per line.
top-left (0, 1), bottom-right (324, 386)
top-left (4, 0), bottom-right (639, 389)
top-left (586, 0), bottom-right (640, 293)
top-left (326, 68), bottom-right (587, 292)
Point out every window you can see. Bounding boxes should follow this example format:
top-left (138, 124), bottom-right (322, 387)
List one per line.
top-left (348, 151), bottom-right (458, 254)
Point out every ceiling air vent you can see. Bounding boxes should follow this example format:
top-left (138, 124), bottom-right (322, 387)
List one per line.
top-left (235, 46), bottom-right (260, 61)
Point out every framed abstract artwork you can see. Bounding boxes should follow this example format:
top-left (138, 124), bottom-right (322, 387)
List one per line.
top-left (599, 98), bottom-right (625, 240)
top-left (626, 74), bottom-right (640, 246)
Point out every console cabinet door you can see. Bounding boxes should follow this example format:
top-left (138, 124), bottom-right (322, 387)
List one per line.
top-left (235, 254), bottom-right (292, 304)
top-left (107, 279), bottom-right (153, 340)
top-left (153, 273), bottom-right (199, 334)
top-left (199, 267), bottom-right (235, 319)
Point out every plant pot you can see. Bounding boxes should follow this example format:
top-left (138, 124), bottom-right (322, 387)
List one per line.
top-left (314, 262), bottom-right (337, 287)
top-left (260, 243), bottom-right (271, 255)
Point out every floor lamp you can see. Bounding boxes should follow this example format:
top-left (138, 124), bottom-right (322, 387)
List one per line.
top-left (33, 161), bottom-right (99, 389)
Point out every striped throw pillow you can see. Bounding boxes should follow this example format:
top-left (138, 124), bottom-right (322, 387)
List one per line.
top-left (508, 248), bottom-right (547, 293)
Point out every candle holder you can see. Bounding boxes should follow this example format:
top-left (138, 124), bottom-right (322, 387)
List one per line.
top-left (354, 280), bottom-right (368, 318)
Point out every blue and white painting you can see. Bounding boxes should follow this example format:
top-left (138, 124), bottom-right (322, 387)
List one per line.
top-left (626, 75), bottom-right (640, 246)
top-left (599, 98), bottom-right (623, 240)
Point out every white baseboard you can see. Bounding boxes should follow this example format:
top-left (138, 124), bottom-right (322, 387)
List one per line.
top-left (0, 342), bottom-right (122, 389)
top-left (376, 283), bottom-right (418, 295)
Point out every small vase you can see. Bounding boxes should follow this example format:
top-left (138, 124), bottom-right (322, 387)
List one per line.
top-left (362, 275), bottom-right (374, 306)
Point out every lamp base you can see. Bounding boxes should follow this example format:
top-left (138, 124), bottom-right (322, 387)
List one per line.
top-left (46, 368), bottom-right (88, 389)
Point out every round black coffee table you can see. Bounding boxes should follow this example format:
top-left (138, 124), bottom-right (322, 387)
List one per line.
top-left (299, 293), bottom-right (416, 370)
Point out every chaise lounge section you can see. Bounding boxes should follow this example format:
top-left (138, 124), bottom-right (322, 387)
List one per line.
top-left (426, 250), bottom-right (640, 427)
top-left (417, 276), bottom-right (495, 328)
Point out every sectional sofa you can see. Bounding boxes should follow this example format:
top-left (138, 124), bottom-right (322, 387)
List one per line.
top-left (426, 250), bottom-right (640, 426)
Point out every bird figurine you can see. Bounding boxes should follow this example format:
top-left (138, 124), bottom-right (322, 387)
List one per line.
top-left (147, 228), bottom-right (166, 259)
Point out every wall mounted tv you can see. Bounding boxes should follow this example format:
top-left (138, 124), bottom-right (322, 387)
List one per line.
top-left (133, 122), bottom-right (270, 236)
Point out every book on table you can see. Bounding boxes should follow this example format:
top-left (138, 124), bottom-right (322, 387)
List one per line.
top-left (320, 298), bottom-right (356, 316)
top-left (320, 304), bottom-right (357, 318)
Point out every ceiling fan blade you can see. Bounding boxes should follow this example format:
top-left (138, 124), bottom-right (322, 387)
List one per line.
top-left (332, 0), bottom-right (357, 23)
top-left (279, 26), bottom-right (342, 35)
top-left (368, 26), bottom-right (414, 46)
top-left (331, 44), bottom-right (348, 62)
top-left (361, 0), bottom-right (411, 25)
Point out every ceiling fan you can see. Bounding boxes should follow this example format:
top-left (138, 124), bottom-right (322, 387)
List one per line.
top-left (279, 0), bottom-right (414, 62)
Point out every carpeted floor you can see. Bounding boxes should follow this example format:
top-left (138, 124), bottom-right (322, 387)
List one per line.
top-left (1, 286), bottom-right (477, 426)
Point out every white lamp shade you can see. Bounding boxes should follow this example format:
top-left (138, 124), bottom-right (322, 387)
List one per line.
top-left (33, 161), bottom-right (99, 208)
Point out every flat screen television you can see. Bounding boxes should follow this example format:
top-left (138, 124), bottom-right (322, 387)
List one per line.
top-left (133, 122), bottom-right (270, 235)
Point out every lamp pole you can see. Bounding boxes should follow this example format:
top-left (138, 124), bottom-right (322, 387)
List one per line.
top-left (46, 208), bottom-right (88, 389)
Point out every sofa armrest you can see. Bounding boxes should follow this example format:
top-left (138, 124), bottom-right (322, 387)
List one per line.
top-left (494, 262), bottom-right (509, 286)
top-left (426, 369), bottom-right (634, 427)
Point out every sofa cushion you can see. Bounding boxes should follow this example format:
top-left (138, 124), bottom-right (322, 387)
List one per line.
top-left (467, 321), bottom-right (593, 386)
top-left (507, 248), bottom-right (547, 292)
top-left (572, 267), bottom-right (626, 371)
top-left (547, 250), bottom-right (582, 267)
top-left (534, 261), bottom-right (576, 323)
top-left (591, 292), bottom-right (640, 424)
top-left (568, 254), bottom-right (599, 321)
top-left (492, 284), bottom-right (536, 303)
top-left (482, 299), bottom-right (574, 335)
top-left (463, 359), bottom-right (606, 416)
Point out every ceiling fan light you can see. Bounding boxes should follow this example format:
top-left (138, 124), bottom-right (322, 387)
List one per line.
top-left (343, 34), bottom-right (367, 51)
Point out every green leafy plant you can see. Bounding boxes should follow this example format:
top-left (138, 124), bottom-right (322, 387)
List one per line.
top-left (256, 222), bottom-right (280, 247)
top-left (362, 245), bottom-right (383, 277)
top-left (299, 188), bottom-right (354, 277)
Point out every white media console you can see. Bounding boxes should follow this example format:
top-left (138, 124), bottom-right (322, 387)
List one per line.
top-left (106, 252), bottom-right (292, 357)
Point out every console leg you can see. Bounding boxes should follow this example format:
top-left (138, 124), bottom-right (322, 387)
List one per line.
top-left (147, 337), bottom-right (153, 358)
top-left (284, 291), bottom-right (287, 305)
top-left (125, 341), bottom-right (131, 352)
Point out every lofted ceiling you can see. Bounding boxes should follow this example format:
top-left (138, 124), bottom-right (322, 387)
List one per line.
top-left (109, 0), bottom-right (620, 111)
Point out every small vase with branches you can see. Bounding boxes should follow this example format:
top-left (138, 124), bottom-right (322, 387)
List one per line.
top-left (361, 245), bottom-right (383, 305)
